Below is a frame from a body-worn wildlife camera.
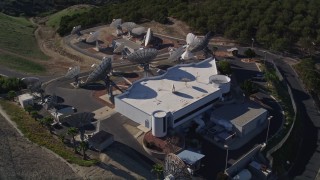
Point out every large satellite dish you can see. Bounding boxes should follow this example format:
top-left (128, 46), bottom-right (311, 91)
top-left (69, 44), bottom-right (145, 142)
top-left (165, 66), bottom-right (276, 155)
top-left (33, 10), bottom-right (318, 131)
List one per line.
top-left (190, 31), bottom-right (213, 53)
top-left (110, 19), bottom-right (122, 28)
top-left (144, 28), bottom-right (152, 46)
top-left (164, 153), bottom-right (192, 180)
top-left (71, 25), bottom-right (81, 35)
top-left (127, 48), bottom-right (158, 77)
top-left (85, 57), bottom-right (112, 84)
top-left (131, 26), bottom-right (146, 36)
top-left (180, 32), bottom-right (213, 60)
top-left (121, 22), bottom-right (138, 31)
top-left (65, 66), bottom-right (80, 85)
top-left (168, 46), bottom-right (185, 62)
top-left (86, 31), bottom-right (100, 43)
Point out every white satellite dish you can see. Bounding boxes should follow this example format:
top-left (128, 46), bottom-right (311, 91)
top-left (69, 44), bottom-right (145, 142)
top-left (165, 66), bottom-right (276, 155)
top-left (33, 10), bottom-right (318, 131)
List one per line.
top-left (86, 31), bottom-right (100, 43)
top-left (144, 28), bottom-right (152, 46)
top-left (65, 66), bottom-right (80, 78)
top-left (113, 43), bottom-right (124, 53)
top-left (131, 26), bottom-right (146, 36)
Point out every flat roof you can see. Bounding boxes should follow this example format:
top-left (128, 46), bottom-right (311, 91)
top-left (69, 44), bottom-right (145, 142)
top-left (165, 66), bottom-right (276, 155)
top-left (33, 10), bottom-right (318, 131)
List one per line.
top-left (177, 150), bottom-right (205, 165)
top-left (212, 102), bottom-right (267, 127)
top-left (117, 58), bottom-right (221, 115)
top-left (114, 38), bottom-right (141, 50)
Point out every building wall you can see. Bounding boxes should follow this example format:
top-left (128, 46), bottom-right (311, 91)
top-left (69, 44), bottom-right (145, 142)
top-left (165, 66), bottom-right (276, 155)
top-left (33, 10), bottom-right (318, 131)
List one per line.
top-left (115, 97), bottom-right (152, 129)
top-left (241, 110), bottom-right (268, 136)
top-left (172, 91), bottom-right (222, 128)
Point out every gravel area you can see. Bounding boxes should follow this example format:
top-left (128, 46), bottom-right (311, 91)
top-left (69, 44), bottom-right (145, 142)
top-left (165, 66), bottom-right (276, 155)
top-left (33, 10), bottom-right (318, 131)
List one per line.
top-left (0, 114), bottom-right (80, 180)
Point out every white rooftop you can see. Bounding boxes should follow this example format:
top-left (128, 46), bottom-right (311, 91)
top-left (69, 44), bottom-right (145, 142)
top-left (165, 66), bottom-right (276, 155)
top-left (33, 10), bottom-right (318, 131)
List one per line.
top-left (117, 58), bottom-right (221, 115)
top-left (212, 102), bottom-right (267, 127)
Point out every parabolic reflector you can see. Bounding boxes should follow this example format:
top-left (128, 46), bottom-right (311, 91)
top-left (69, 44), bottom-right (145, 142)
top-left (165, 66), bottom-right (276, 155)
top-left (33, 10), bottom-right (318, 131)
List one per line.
top-left (144, 28), bottom-right (152, 46)
top-left (121, 22), bottom-right (137, 31)
top-left (85, 57), bottom-right (112, 84)
top-left (110, 19), bottom-right (122, 28)
top-left (65, 66), bottom-right (80, 79)
top-left (168, 46), bottom-right (185, 62)
top-left (131, 26), bottom-right (146, 36)
top-left (86, 31), bottom-right (100, 43)
top-left (71, 25), bottom-right (81, 35)
top-left (190, 31), bottom-right (213, 53)
top-left (127, 48), bottom-right (158, 64)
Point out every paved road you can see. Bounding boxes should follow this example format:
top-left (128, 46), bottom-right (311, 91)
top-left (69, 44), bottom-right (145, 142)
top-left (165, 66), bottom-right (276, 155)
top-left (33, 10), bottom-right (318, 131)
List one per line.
top-left (225, 46), bottom-right (320, 180)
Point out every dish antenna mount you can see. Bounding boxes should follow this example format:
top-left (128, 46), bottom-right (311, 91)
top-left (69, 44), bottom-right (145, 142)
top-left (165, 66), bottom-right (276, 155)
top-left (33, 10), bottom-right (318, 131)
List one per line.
top-left (85, 57), bottom-right (123, 103)
top-left (127, 48), bottom-right (158, 77)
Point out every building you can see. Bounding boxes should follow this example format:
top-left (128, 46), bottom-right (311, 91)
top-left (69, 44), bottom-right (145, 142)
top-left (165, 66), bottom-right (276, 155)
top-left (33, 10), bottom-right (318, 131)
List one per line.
top-left (115, 58), bottom-right (231, 137)
top-left (177, 150), bottom-right (205, 175)
top-left (211, 102), bottom-right (268, 137)
top-left (112, 38), bottom-right (141, 55)
top-left (18, 93), bottom-right (34, 108)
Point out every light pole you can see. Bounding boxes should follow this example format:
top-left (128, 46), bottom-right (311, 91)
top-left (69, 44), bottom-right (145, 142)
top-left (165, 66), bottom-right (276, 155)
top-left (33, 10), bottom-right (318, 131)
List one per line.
top-left (251, 38), bottom-right (254, 49)
top-left (224, 144), bottom-right (229, 173)
top-left (265, 116), bottom-right (273, 145)
top-left (263, 51), bottom-right (267, 66)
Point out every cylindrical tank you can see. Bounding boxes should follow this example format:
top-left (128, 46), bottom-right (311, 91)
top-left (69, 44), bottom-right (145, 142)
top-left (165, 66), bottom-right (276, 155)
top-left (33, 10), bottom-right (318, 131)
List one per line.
top-left (152, 110), bottom-right (167, 137)
top-left (209, 75), bottom-right (231, 94)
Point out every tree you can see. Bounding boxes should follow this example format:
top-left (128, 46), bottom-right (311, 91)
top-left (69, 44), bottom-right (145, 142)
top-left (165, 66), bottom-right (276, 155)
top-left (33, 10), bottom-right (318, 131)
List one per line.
top-left (79, 141), bottom-right (89, 160)
top-left (7, 90), bottom-right (16, 101)
top-left (151, 163), bottom-right (164, 180)
top-left (241, 80), bottom-right (258, 96)
top-left (67, 127), bottom-right (79, 153)
top-left (30, 111), bottom-right (38, 120)
top-left (264, 69), bottom-right (279, 85)
top-left (244, 48), bottom-right (256, 59)
top-left (217, 60), bottom-right (232, 75)
top-left (24, 105), bottom-right (33, 115)
top-left (41, 117), bottom-right (54, 133)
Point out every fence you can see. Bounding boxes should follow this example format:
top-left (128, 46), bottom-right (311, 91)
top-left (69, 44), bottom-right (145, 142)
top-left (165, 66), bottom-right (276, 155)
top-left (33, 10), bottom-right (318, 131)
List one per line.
top-left (265, 61), bottom-right (297, 166)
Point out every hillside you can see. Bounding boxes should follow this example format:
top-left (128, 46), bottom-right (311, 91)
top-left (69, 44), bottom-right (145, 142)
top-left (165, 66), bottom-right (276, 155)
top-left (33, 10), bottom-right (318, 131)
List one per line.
top-left (0, 13), bottom-right (47, 73)
top-left (0, 0), bottom-right (126, 16)
top-left (46, 5), bottom-right (93, 28)
top-left (58, 0), bottom-right (320, 52)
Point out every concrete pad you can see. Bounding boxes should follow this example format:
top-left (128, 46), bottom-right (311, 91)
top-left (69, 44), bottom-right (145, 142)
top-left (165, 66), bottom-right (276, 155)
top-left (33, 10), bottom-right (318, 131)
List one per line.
top-left (92, 106), bottom-right (115, 120)
top-left (137, 125), bottom-right (150, 133)
top-left (123, 123), bottom-right (140, 136)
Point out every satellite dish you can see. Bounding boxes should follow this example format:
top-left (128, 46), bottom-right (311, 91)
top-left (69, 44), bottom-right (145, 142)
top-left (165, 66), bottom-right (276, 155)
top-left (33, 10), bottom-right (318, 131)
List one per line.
top-left (113, 43), bottom-right (124, 53)
top-left (86, 57), bottom-right (112, 84)
top-left (65, 66), bottom-right (80, 79)
top-left (86, 31), bottom-right (100, 43)
top-left (127, 48), bottom-right (158, 77)
top-left (110, 19), bottom-right (122, 28)
top-left (131, 26), bottom-right (146, 36)
top-left (168, 46), bottom-right (185, 62)
top-left (144, 28), bottom-right (152, 46)
top-left (65, 66), bottom-right (80, 85)
top-left (190, 31), bottom-right (213, 53)
top-left (71, 25), bottom-right (81, 35)
top-left (121, 22), bottom-right (138, 31)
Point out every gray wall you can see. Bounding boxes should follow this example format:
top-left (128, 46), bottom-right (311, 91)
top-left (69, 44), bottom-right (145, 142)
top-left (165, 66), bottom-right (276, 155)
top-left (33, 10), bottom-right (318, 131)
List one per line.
top-left (115, 97), bottom-right (151, 129)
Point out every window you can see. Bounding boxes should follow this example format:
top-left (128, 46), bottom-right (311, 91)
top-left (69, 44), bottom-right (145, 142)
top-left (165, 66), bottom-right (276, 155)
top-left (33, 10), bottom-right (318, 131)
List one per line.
top-left (163, 118), bottom-right (166, 133)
